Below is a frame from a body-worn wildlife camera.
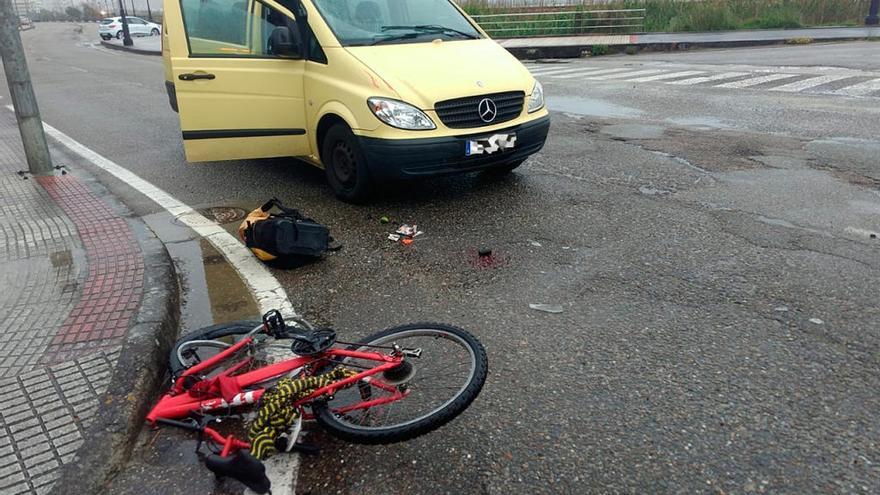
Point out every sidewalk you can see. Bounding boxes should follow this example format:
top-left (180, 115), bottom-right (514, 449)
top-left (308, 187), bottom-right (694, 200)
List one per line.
top-left (0, 111), bottom-right (176, 493)
top-left (497, 26), bottom-right (880, 58)
top-left (100, 36), bottom-right (161, 56)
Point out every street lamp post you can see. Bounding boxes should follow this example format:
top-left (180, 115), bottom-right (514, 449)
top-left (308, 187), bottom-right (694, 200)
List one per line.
top-left (868, 0), bottom-right (879, 25)
top-left (145, 0), bottom-right (152, 21)
top-left (0, 0), bottom-right (53, 174)
top-left (116, 0), bottom-right (132, 46)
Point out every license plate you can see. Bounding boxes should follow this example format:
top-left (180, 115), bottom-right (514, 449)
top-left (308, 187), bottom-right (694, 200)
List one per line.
top-left (466, 133), bottom-right (516, 156)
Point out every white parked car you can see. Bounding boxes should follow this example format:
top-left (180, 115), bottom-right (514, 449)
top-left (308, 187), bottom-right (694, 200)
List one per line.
top-left (98, 17), bottom-right (161, 40)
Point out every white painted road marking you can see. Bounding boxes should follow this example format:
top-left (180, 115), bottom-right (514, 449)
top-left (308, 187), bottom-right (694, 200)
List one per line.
top-left (627, 70), bottom-right (705, 82)
top-left (666, 72), bottom-right (749, 85)
top-left (589, 69), bottom-right (666, 80)
top-left (3, 104), bottom-right (300, 495)
top-left (555, 67), bottom-right (632, 79)
top-left (770, 74), bottom-right (854, 92)
top-left (532, 67), bottom-right (606, 77)
top-left (831, 78), bottom-right (880, 96)
top-left (714, 73), bottom-right (800, 89)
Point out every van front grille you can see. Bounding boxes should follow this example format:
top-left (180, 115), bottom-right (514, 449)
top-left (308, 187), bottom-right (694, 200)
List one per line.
top-left (434, 91), bottom-right (525, 129)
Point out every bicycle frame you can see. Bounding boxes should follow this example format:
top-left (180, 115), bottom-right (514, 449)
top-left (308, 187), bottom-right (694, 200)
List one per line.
top-left (146, 335), bottom-right (410, 426)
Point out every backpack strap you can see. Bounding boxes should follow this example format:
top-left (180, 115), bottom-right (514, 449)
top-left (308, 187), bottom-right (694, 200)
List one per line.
top-left (261, 197), bottom-right (306, 221)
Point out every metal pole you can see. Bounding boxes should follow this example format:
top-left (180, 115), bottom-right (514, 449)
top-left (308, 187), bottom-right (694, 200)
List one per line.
top-left (0, 0), bottom-right (53, 175)
top-left (117, 0), bottom-right (132, 45)
top-left (145, 0), bottom-right (152, 21)
top-left (867, 0), bottom-right (879, 25)
top-left (129, 0), bottom-right (135, 17)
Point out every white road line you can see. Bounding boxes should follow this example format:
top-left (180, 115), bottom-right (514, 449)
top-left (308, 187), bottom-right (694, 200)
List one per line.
top-left (589, 69), bottom-right (666, 80)
top-left (831, 78), bottom-right (880, 97)
top-left (555, 67), bottom-right (632, 79)
top-left (626, 70), bottom-right (705, 83)
top-left (770, 74), bottom-right (853, 93)
top-left (532, 67), bottom-right (598, 76)
top-left (714, 73), bottom-right (799, 89)
top-left (669, 72), bottom-right (749, 86)
top-left (528, 66), bottom-right (581, 75)
top-left (3, 104), bottom-right (298, 493)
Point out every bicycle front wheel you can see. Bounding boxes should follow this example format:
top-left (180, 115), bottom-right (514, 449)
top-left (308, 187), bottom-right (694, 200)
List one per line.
top-left (313, 323), bottom-right (488, 444)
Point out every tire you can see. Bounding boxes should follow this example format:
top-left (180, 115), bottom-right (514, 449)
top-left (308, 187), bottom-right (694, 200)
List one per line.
top-left (168, 321), bottom-right (261, 376)
top-left (485, 159), bottom-right (525, 175)
top-left (314, 323), bottom-right (488, 444)
top-left (321, 123), bottom-right (373, 202)
top-left (116, 30), bottom-right (124, 39)
top-left (151, 28), bottom-right (160, 36)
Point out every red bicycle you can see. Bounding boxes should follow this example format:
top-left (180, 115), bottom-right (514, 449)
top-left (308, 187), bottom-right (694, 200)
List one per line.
top-left (146, 310), bottom-right (488, 492)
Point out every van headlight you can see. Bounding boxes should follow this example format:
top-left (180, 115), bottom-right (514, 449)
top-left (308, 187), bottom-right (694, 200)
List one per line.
top-left (368, 98), bottom-right (436, 130)
top-left (527, 81), bottom-right (544, 113)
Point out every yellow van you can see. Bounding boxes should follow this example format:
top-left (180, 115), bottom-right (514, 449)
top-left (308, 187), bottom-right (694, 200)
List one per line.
top-left (162, 0), bottom-right (550, 201)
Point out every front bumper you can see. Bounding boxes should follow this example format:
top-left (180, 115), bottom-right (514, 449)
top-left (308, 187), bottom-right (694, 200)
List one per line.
top-left (356, 115), bottom-right (550, 181)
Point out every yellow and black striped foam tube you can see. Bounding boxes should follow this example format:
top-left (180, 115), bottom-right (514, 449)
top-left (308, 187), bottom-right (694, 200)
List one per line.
top-left (249, 368), bottom-right (358, 460)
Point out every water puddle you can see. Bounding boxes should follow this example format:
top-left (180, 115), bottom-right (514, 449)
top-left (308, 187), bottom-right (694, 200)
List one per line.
top-left (547, 96), bottom-right (643, 118)
top-left (665, 116), bottom-right (731, 129)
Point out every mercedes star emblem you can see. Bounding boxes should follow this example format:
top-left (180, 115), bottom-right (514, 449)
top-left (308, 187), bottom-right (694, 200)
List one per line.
top-left (478, 98), bottom-right (497, 123)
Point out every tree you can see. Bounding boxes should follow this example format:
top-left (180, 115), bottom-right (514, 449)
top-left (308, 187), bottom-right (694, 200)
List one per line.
top-left (81, 3), bottom-right (101, 21)
top-left (65, 6), bottom-right (82, 21)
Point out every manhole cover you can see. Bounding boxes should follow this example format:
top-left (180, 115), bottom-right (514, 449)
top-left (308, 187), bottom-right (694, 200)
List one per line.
top-left (200, 207), bottom-right (248, 224)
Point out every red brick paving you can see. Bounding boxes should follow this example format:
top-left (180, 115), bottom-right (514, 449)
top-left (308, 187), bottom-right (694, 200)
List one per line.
top-left (36, 176), bottom-right (144, 363)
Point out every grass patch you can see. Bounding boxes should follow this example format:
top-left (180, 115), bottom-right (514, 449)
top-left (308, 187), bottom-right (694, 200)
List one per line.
top-left (461, 0), bottom-right (871, 37)
top-left (591, 44), bottom-right (610, 56)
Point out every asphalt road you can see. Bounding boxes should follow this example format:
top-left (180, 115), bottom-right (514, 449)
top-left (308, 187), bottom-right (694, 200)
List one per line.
top-left (4, 24), bottom-right (879, 495)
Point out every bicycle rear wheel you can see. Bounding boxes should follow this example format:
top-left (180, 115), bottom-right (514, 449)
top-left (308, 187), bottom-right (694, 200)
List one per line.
top-left (313, 323), bottom-right (488, 444)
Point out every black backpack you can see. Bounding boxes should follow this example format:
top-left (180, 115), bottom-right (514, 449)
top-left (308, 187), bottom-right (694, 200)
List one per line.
top-left (239, 199), bottom-right (337, 265)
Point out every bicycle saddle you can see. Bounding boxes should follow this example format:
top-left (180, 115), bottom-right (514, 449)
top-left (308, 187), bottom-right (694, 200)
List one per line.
top-left (290, 328), bottom-right (337, 356)
top-left (205, 451), bottom-right (271, 494)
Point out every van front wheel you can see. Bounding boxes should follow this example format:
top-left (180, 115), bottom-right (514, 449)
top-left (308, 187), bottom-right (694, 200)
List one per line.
top-left (322, 124), bottom-right (373, 202)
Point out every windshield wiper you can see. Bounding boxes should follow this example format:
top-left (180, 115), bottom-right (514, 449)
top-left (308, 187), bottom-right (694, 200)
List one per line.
top-left (370, 31), bottom-right (421, 45)
top-left (381, 24), bottom-right (479, 39)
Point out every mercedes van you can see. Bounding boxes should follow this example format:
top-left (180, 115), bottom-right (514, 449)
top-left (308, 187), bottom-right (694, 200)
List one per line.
top-left (162, 0), bottom-right (550, 201)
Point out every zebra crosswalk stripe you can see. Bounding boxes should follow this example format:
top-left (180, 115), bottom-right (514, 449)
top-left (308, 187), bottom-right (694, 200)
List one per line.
top-left (668, 72), bottom-right (750, 85)
top-left (769, 74), bottom-right (854, 92)
top-left (831, 78), bottom-right (880, 97)
top-left (554, 67), bottom-right (634, 79)
top-left (626, 70), bottom-right (705, 83)
top-left (588, 69), bottom-right (666, 80)
top-left (531, 67), bottom-right (605, 77)
top-left (714, 73), bottom-right (800, 89)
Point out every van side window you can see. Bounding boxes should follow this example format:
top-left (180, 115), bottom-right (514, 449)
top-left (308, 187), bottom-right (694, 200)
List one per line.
top-left (179, 0), bottom-right (299, 58)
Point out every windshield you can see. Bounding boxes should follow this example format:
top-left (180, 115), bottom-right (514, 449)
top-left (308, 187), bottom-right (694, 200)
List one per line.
top-left (312, 0), bottom-right (481, 46)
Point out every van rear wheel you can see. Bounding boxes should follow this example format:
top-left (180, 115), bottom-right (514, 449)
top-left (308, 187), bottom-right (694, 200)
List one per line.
top-left (322, 124), bottom-right (373, 202)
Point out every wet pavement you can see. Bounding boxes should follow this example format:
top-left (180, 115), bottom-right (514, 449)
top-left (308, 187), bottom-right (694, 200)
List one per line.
top-left (3, 23), bottom-right (879, 495)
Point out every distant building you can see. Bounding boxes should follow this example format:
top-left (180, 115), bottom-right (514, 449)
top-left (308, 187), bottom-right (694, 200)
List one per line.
top-left (13, 0), bottom-right (44, 16)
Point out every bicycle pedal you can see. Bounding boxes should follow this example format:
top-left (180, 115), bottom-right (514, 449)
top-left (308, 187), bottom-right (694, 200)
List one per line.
top-left (274, 416), bottom-right (303, 453)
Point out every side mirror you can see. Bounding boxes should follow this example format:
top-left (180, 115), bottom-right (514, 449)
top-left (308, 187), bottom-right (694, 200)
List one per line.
top-left (268, 26), bottom-right (300, 58)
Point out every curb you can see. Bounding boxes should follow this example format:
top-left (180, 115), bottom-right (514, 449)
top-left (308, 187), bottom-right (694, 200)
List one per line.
top-left (100, 39), bottom-right (161, 56)
top-left (504, 35), bottom-right (880, 59)
top-left (47, 184), bottom-right (180, 494)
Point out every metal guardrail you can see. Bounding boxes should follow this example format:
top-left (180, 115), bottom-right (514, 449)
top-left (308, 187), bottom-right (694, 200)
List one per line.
top-left (471, 8), bottom-right (646, 37)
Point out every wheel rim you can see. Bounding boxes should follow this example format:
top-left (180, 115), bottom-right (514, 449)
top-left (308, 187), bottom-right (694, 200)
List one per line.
top-left (322, 328), bottom-right (478, 431)
top-left (330, 141), bottom-right (357, 189)
top-left (176, 337), bottom-right (295, 379)
top-left (152, 29), bottom-right (159, 35)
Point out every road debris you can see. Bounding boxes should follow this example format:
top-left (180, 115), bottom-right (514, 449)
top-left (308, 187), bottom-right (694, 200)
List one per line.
top-left (380, 216), bottom-right (390, 224)
top-left (809, 318), bottom-right (824, 325)
top-left (528, 239), bottom-right (542, 247)
top-left (529, 304), bottom-right (564, 314)
top-left (388, 224), bottom-right (423, 245)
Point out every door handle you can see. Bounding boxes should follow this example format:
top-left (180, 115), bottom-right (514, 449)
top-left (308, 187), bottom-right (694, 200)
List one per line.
top-left (179, 72), bottom-right (216, 81)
